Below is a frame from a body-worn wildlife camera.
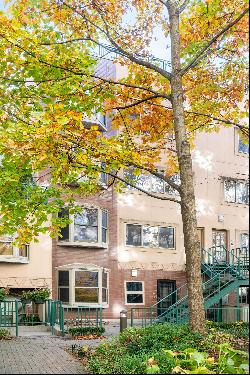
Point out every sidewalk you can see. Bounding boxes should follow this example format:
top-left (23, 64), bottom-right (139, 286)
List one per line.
top-left (0, 320), bottom-right (122, 374)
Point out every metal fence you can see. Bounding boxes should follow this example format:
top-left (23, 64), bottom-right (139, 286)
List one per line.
top-left (131, 306), bottom-right (249, 328)
top-left (0, 300), bottom-right (103, 336)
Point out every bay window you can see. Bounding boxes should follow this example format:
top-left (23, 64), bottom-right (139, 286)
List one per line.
top-left (58, 206), bottom-right (108, 247)
top-left (126, 224), bottom-right (175, 249)
top-left (57, 264), bottom-right (109, 306)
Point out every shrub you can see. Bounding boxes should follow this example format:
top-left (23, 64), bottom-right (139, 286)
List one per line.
top-left (31, 288), bottom-right (50, 302)
top-left (0, 287), bottom-right (9, 301)
top-left (21, 314), bottom-right (41, 325)
top-left (87, 323), bottom-right (249, 374)
top-left (0, 328), bottom-right (12, 340)
top-left (69, 326), bottom-right (105, 337)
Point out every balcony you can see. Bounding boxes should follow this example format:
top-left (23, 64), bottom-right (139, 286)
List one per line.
top-left (82, 113), bottom-right (107, 132)
top-left (0, 237), bottom-right (29, 263)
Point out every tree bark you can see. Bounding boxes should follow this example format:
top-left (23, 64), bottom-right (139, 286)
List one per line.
top-left (167, 0), bottom-right (206, 333)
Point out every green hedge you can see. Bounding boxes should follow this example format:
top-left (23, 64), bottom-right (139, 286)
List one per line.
top-left (87, 323), bottom-right (249, 374)
top-left (69, 326), bottom-right (105, 337)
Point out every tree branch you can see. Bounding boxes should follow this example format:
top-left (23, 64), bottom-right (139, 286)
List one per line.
top-left (114, 94), bottom-right (170, 110)
top-left (180, 7), bottom-right (249, 75)
top-left (62, 1), bottom-right (172, 81)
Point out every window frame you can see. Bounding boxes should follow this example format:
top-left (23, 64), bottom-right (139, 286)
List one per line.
top-left (235, 129), bottom-right (249, 156)
top-left (124, 281), bottom-right (145, 305)
top-left (57, 265), bottom-right (109, 307)
top-left (224, 178), bottom-right (249, 205)
top-left (125, 223), bottom-right (176, 250)
top-left (0, 236), bottom-right (29, 263)
top-left (58, 206), bottom-right (109, 248)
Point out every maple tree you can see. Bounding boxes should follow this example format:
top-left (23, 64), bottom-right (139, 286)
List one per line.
top-left (0, 0), bottom-right (248, 332)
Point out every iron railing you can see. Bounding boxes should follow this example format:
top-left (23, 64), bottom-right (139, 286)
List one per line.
top-left (62, 306), bottom-right (103, 332)
top-left (131, 245), bottom-right (249, 327)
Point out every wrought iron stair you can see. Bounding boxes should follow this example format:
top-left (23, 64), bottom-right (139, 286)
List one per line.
top-left (151, 246), bottom-right (249, 325)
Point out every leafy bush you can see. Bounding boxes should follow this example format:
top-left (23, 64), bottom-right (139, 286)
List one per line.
top-left (206, 321), bottom-right (249, 340)
top-left (21, 314), bottom-right (41, 325)
top-left (87, 323), bottom-right (249, 374)
top-left (31, 288), bottom-right (50, 302)
top-left (0, 287), bottom-right (9, 301)
top-left (0, 328), bottom-right (12, 340)
top-left (20, 290), bottom-right (34, 302)
top-left (69, 326), bottom-right (105, 337)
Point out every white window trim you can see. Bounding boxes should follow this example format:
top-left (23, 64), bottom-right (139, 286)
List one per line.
top-left (57, 264), bottom-right (109, 307)
top-left (0, 238), bottom-right (29, 263)
top-left (223, 178), bottom-right (249, 206)
top-left (124, 281), bottom-right (145, 305)
top-left (58, 206), bottom-right (108, 248)
top-left (235, 128), bottom-right (249, 156)
top-left (125, 223), bottom-right (176, 250)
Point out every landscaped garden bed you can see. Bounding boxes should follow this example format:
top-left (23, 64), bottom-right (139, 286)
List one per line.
top-left (68, 326), bottom-right (105, 340)
top-left (71, 322), bottom-right (249, 374)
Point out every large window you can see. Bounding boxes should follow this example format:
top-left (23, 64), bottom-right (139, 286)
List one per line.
top-left (126, 224), bottom-right (175, 249)
top-left (58, 265), bottom-right (109, 306)
top-left (58, 207), bottom-right (108, 247)
top-left (0, 236), bottom-right (29, 262)
top-left (125, 281), bottom-right (144, 305)
top-left (224, 179), bottom-right (249, 205)
top-left (124, 169), bottom-right (180, 196)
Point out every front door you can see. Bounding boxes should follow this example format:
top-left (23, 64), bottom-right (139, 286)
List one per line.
top-left (212, 229), bottom-right (228, 262)
top-left (157, 280), bottom-right (176, 316)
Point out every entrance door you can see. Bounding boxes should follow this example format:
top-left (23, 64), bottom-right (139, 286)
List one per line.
top-left (212, 230), bottom-right (228, 262)
top-left (157, 280), bottom-right (176, 316)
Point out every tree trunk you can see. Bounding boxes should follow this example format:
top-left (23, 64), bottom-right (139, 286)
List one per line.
top-left (168, 1), bottom-right (206, 333)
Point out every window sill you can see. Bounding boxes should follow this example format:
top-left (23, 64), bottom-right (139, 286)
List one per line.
top-left (0, 256), bottom-right (29, 264)
top-left (58, 242), bottom-right (108, 249)
top-left (125, 245), bottom-right (176, 251)
top-left (221, 202), bottom-right (249, 208)
top-left (62, 303), bottom-right (108, 308)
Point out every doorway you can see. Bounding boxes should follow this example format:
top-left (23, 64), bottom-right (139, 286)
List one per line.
top-left (157, 280), bottom-right (176, 316)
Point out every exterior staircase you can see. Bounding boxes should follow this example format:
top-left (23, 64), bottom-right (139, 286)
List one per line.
top-left (130, 246), bottom-right (249, 326)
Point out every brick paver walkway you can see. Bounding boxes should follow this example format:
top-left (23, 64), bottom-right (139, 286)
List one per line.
top-left (0, 321), bottom-right (121, 374)
top-left (0, 336), bottom-right (86, 374)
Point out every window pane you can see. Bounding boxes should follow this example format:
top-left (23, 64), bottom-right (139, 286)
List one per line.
top-left (19, 245), bottom-right (28, 257)
top-left (159, 227), bottom-right (175, 248)
top-left (102, 210), bottom-right (108, 228)
top-left (59, 288), bottom-right (69, 303)
top-left (102, 228), bottom-right (107, 243)
top-left (75, 271), bottom-right (98, 287)
top-left (224, 180), bottom-right (236, 202)
top-left (126, 224), bottom-right (142, 246)
top-left (127, 294), bottom-right (143, 303)
top-left (0, 242), bottom-right (13, 256)
top-left (58, 271), bottom-right (69, 287)
top-left (102, 288), bottom-right (108, 303)
top-left (240, 233), bottom-right (249, 248)
top-left (236, 182), bottom-right (249, 204)
top-left (151, 176), bottom-right (164, 193)
top-left (143, 226), bottom-right (159, 248)
top-left (126, 282), bottom-right (143, 292)
top-left (102, 272), bottom-right (108, 288)
top-left (75, 288), bottom-right (99, 303)
top-left (165, 174), bottom-right (181, 196)
top-left (74, 209), bottom-right (98, 226)
top-left (74, 226), bottom-right (98, 242)
top-left (238, 137), bottom-right (249, 154)
top-left (58, 209), bottom-right (69, 241)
